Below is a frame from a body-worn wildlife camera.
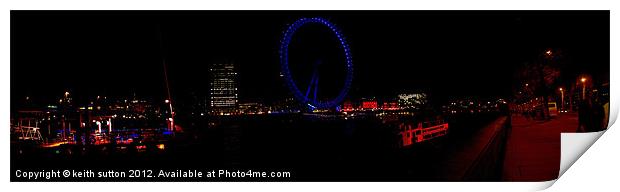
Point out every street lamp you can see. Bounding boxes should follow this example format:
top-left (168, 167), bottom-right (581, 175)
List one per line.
top-left (559, 88), bottom-right (564, 112)
top-left (581, 77), bottom-right (587, 100)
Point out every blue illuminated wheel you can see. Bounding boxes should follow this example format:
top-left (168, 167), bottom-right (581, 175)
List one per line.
top-left (279, 17), bottom-right (353, 110)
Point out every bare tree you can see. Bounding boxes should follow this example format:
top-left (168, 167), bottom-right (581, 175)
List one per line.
top-left (515, 50), bottom-right (561, 120)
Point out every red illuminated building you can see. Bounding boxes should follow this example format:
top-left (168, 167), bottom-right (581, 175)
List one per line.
top-left (362, 100), bottom-right (378, 110)
top-left (342, 100), bottom-right (354, 112)
top-left (382, 101), bottom-right (399, 110)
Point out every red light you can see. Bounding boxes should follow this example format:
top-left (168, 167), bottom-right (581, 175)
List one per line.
top-left (399, 122), bottom-right (449, 147)
top-left (362, 101), bottom-right (378, 109)
top-left (342, 101), bottom-right (354, 112)
top-left (382, 102), bottom-right (398, 110)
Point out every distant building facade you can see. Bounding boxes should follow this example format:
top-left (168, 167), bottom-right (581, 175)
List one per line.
top-left (398, 93), bottom-right (428, 110)
top-left (209, 63), bottom-right (238, 115)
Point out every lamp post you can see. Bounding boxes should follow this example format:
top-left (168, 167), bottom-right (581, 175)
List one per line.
top-left (581, 77), bottom-right (587, 100)
top-left (559, 88), bottom-right (564, 112)
top-left (164, 99), bottom-right (174, 131)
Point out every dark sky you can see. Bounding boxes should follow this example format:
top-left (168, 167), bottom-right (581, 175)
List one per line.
top-left (11, 11), bottom-right (609, 107)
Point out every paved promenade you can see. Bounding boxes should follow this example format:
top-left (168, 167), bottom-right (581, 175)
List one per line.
top-left (503, 113), bottom-right (578, 181)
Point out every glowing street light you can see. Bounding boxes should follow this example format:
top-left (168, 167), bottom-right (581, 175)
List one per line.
top-left (559, 88), bottom-right (565, 112)
top-left (581, 77), bottom-right (587, 100)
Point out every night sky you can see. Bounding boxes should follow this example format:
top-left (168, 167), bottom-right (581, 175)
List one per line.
top-left (11, 11), bottom-right (609, 107)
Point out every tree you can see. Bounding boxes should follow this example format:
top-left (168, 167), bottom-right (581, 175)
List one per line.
top-left (515, 49), bottom-right (561, 120)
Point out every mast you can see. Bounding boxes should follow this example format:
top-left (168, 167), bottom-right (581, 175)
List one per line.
top-left (158, 25), bottom-right (174, 132)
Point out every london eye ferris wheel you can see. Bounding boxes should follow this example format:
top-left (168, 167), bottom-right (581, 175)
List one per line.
top-left (279, 17), bottom-right (353, 110)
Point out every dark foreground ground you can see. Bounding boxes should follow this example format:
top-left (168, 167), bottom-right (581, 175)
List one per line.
top-left (12, 113), bottom-right (506, 181)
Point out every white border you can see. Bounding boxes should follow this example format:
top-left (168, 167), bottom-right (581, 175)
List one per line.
top-left (3, 0), bottom-right (618, 191)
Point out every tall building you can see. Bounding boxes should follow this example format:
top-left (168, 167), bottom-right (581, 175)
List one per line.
top-left (209, 63), bottom-right (238, 115)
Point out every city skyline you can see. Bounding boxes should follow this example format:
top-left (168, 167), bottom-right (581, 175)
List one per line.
top-left (11, 11), bottom-right (609, 109)
top-left (10, 10), bottom-right (611, 183)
